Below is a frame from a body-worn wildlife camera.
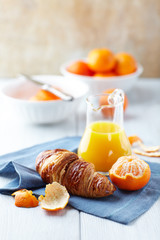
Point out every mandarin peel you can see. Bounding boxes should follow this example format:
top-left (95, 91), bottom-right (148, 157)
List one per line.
top-left (137, 142), bottom-right (160, 153)
top-left (12, 189), bottom-right (39, 208)
top-left (38, 182), bottom-right (70, 211)
top-left (128, 135), bottom-right (160, 155)
top-left (133, 149), bottom-right (160, 157)
top-left (128, 135), bottom-right (142, 146)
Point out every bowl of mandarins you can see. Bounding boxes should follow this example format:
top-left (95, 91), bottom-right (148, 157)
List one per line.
top-left (1, 75), bottom-right (89, 124)
top-left (60, 48), bottom-right (143, 93)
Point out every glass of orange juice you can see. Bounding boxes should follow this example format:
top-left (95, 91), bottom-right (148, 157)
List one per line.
top-left (78, 89), bottom-right (131, 173)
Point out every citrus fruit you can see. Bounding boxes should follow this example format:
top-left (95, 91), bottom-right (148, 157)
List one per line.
top-left (67, 60), bottom-right (94, 76)
top-left (88, 48), bottom-right (116, 73)
top-left (12, 189), bottom-right (39, 208)
top-left (38, 182), bottom-right (70, 211)
top-left (109, 155), bottom-right (151, 191)
top-left (99, 88), bottom-right (128, 118)
top-left (30, 89), bottom-right (61, 101)
top-left (115, 52), bottom-right (137, 75)
top-left (94, 72), bottom-right (117, 77)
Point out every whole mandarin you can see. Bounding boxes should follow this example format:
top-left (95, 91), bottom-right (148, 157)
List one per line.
top-left (67, 61), bottom-right (94, 76)
top-left (115, 52), bottom-right (137, 75)
top-left (88, 48), bottom-right (116, 73)
top-left (99, 88), bottom-right (128, 118)
top-left (94, 72), bottom-right (117, 77)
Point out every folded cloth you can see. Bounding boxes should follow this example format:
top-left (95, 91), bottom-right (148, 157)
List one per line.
top-left (0, 136), bottom-right (160, 225)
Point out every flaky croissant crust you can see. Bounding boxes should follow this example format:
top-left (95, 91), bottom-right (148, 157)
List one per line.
top-left (36, 149), bottom-right (116, 198)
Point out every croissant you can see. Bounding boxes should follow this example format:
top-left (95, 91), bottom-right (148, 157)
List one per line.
top-left (36, 149), bottom-right (116, 198)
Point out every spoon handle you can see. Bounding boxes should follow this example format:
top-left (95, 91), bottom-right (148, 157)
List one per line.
top-left (19, 74), bottom-right (74, 101)
top-left (42, 84), bottom-right (74, 101)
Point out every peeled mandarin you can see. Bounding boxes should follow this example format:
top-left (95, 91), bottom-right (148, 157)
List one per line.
top-left (109, 155), bottom-right (151, 191)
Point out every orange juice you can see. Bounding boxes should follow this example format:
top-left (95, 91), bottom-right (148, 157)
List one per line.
top-left (78, 121), bottom-right (131, 172)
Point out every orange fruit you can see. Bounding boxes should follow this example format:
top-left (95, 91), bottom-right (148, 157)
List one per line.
top-left (115, 52), bottom-right (137, 75)
top-left (88, 48), bottom-right (116, 73)
top-left (38, 182), bottom-right (70, 211)
top-left (109, 155), bottom-right (151, 191)
top-left (30, 89), bottom-right (61, 101)
top-left (99, 88), bottom-right (128, 118)
top-left (12, 189), bottom-right (39, 208)
top-left (67, 60), bottom-right (94, 76)
top-left (94, 72), bottom-right (117, 77)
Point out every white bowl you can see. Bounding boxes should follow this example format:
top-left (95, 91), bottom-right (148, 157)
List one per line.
top-left (60, 60), bottom-right (143, 93)
top-left (1, 75), bottom-right (89, 124)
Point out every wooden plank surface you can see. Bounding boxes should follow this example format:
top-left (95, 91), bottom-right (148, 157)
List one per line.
top-left (80, 199), bottom-right (160, 240)
top-left (0, 78), bottom-right (80, 240)
top-left (0, 105), bottom-right (78, 155)
top-left (0, 114), bottom-right (80, 240)
top-left (77, 79), bottom-right (160, 240)
top-left (0, 194), bottom-right (79, 240)
top-left (0, 78), bottom-right (160, 240)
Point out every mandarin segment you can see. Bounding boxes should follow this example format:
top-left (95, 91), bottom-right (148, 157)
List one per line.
top-left (109, 155), bottom-right (151, 191)
top-left (12, 189), bottom-right (39, 208)
top-left (88, 48), bottom-right (116, 73)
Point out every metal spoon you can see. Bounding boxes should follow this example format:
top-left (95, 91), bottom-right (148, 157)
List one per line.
top-left (19, 73), bottom-right (74, 101)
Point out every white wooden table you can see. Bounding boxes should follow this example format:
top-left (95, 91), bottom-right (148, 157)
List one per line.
top-left (0, 78), bottom-right (160, 240)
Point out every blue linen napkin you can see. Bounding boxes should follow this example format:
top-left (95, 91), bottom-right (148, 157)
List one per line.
top-left (0, 136), bottom-right (160, 225)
